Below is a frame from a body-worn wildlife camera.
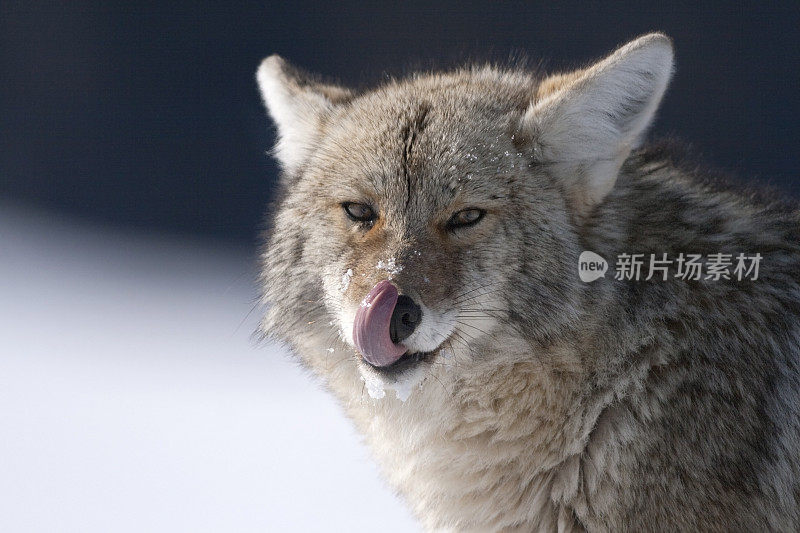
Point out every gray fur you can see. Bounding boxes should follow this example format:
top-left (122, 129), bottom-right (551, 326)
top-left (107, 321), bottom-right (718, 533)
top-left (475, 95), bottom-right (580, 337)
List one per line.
top-left (256, 34), bottom-right (800, 531)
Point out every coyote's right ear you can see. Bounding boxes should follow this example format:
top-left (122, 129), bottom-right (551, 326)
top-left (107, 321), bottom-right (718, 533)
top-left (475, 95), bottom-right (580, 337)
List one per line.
top-left (256, 56), bottom-right (351, 175)
top-left (521, 33), bottom-right (674, 220)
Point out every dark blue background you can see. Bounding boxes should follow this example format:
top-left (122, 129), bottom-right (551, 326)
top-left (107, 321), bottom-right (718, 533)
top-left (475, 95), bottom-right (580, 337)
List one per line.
top-left (2, 1), bottom-right (798, 244)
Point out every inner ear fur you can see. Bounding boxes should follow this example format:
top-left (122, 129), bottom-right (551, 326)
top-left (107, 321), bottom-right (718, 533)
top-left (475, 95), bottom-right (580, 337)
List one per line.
top-left (256, 55), bottom-right (352, 174)
top-left (520, 33), bottom-right (674, 220)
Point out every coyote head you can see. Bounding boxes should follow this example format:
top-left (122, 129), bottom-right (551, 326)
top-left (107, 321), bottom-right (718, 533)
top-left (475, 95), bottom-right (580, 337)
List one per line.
top-left (257, 34), bottom-right (673, 397)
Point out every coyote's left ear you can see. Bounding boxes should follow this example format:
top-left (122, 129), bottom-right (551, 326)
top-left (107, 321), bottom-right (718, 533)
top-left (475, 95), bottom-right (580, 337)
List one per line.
top-left (521, 33), bottom-right (674, 218)
top-left (257, 56), bottom-right (351, 175)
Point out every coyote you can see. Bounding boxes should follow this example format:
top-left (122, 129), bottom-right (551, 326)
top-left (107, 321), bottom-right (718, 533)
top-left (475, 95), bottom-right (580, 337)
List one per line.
top-left (256, 34), bottom-right (800, 530)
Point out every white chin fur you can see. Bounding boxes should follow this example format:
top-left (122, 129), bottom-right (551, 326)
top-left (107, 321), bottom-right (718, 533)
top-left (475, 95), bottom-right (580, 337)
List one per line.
top-left (357, 360), bottom-right (427, 402)
top-left (342, 303), bottom-right (455, 402)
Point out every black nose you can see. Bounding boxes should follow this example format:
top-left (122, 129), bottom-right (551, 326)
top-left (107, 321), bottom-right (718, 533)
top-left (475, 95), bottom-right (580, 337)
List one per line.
top-left (390, 295), bottom-right (422, 344)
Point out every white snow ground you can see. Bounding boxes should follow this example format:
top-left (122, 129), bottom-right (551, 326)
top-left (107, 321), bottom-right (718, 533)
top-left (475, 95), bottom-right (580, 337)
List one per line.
top-left (0, 203), bottom-right (419, 532)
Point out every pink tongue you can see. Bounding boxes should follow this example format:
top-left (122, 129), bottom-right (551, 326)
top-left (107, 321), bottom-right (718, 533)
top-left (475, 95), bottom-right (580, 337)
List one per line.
top-left (353, 280), bottom-right (408, 367)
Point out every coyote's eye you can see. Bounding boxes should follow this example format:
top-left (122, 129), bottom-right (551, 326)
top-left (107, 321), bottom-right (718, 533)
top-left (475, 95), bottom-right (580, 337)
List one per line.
top-left (342, 202), bottom-right (377, 224)
top-left (447, 208), bottom-right (485, 230)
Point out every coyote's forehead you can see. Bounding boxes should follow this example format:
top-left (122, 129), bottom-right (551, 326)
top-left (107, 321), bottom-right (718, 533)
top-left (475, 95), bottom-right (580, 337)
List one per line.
top-left (307, 80), bottom-right (533, 216)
